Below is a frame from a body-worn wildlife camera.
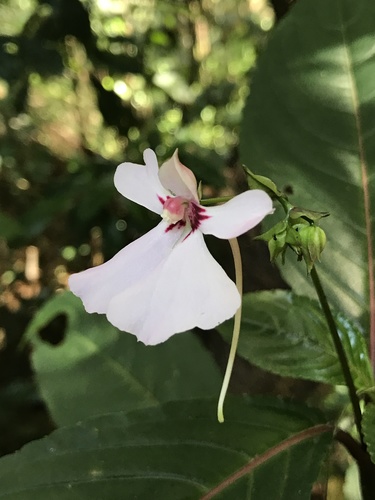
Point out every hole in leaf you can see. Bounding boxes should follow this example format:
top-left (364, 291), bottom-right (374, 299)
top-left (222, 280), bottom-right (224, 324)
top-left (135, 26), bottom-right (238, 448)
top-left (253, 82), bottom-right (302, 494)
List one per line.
top-left (38, 314), bottom-right (67, 346)
top-left (284, 184), bottom-right (294, 195)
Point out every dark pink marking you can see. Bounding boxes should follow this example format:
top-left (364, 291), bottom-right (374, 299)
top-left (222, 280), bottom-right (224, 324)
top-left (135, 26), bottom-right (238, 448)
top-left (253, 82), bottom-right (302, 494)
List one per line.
top-left (182, 230), bottom-right (192, 242)
top-left (188, 202), bottom-right (211, 232)
top-left (165, 220), bottom-right (186, 233)
top-left (161, 198), bottom-right (210, 237)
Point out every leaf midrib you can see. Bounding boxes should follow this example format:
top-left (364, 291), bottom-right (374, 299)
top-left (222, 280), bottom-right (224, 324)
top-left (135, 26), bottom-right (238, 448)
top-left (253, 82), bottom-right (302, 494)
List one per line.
top-left (338, 0), bottom-right (375, 362)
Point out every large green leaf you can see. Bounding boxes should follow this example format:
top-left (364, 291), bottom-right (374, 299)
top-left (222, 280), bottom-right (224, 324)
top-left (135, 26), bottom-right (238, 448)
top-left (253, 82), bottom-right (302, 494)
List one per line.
top-left (0, 398), bottom-right (332, 499)
top-left (25, 292), bottom-right (221, 426)
top-left (240, 0), bottom-right (375, 334)
top-left (218, 291), bottom-right (373, 390)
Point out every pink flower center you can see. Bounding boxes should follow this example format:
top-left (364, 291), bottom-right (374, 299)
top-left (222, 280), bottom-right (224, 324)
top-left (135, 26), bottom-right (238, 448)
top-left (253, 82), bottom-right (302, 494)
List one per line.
top-left (160, 195), bottom-right (210, 232)
top-left (161, 196), bottom-right (188, 224)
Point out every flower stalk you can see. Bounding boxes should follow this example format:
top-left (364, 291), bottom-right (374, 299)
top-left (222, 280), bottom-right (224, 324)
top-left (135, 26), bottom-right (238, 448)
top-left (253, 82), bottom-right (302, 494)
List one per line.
top-left (217, 237), bottom-right (243, 423)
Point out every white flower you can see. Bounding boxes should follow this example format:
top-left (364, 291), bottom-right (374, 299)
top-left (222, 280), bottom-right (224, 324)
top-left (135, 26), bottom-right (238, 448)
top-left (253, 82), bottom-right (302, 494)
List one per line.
top-left (69, 149), bottom-right (273, 345)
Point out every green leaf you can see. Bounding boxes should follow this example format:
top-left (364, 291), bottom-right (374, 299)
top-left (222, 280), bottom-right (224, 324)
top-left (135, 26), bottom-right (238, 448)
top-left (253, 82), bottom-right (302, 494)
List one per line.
top-left (289, 207), bottom-right (330, 224)
top-left (25, 292), bottom-right (222, 427)
top-left (218, 291), bottom-right (373, 390)
top-left (245, 167), bottom-right (283, 198)
top-left (240, 0), bottom-right (375, 331)
top-left (363, 403), bottom-right (375, 465)
top-left (0, 398), bottom-right (332, 499)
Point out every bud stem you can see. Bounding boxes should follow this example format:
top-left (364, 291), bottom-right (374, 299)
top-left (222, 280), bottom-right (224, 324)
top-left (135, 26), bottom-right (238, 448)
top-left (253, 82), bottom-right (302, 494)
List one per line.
top-left (217, 237), bottom-right (243, 423)
top-left (310, 266), bottom-right (364, 444)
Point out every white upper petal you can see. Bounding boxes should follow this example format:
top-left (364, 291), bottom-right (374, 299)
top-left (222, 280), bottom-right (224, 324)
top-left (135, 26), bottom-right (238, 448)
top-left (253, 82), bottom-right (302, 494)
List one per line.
top-left (106, 230), bottom-right (240, 345)
top-left (68, 221), bottom-right (182, 314)
top-left (114, 149), bottom-right (168, 214)
top-left (158, 149), bottom-right (199, 201)
top-left (199, 190), bottom-right (274, 239)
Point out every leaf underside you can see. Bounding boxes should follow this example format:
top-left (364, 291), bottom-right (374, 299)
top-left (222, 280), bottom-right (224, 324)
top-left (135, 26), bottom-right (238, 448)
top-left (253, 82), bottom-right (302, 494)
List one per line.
top-left (240, 0), bottom-right (375, 336)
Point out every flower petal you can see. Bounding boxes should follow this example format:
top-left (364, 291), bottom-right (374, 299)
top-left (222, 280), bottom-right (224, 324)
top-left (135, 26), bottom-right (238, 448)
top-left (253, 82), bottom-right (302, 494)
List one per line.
top-left (69, 221), bottom-right (182, 314)
top-left (107, 231), bottom-right (240, 345)
top-left (158, 149), bottom-right (199, 201)
top-left (199, 190), bottom-right (274, 239)
top-left (114, 149), bottom-right (168, 214)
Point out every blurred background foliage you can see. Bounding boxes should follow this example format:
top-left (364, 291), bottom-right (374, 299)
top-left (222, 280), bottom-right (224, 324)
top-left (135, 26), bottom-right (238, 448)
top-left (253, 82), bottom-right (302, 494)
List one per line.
top-left (0, 0), bottom-right (276, 455)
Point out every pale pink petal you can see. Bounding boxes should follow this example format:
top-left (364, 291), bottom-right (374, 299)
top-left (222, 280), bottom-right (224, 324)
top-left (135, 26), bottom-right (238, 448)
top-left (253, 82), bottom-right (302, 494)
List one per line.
top-left (200, 190), bottom-right (274, 239)
top-left (114, 149), bottom-right (168, 214)
top-left (106, 231), bottom-right (240, 345)
top-left (69, 221), bottom-right (183, 314)
top-left (158, 149), bottom-right (199, 201)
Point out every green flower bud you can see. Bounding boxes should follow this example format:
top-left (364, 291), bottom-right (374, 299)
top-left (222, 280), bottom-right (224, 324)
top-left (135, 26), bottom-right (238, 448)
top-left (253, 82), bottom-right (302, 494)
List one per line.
top-left (285, 223), bottom-right (305, 255)
top-left (254, 199), bottom-right (328, 272)
top-left (268, 228), bottom-right (287, 262)
top-left (298, 225), bottom-right (327, 272)
top-left (256, 220), bottom-right (288, 262)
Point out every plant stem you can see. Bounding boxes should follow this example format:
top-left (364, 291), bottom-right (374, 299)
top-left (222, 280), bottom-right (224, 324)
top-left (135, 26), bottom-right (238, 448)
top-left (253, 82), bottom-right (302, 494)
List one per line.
top-left (217, 238), bottom-right (243, 423)
top-left (335, 429), bottom-right (375, 500)
top-left (201, 196), bottom-right (233, 206)
top-left (310, 266), bottom-right (363, 443)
